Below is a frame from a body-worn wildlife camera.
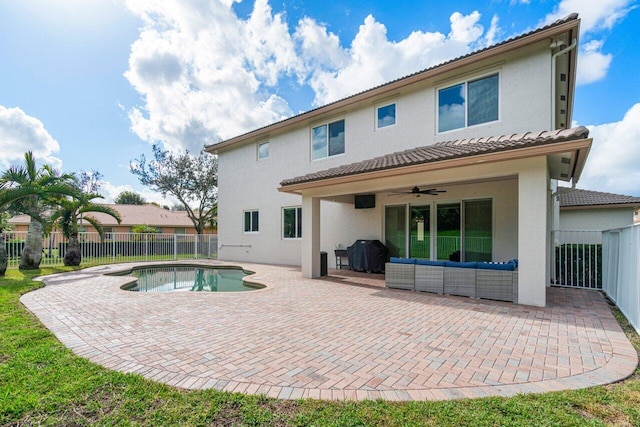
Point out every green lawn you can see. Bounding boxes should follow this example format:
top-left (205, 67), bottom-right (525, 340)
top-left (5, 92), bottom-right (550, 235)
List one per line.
top-left (1, 268), bottom-right (639, 426)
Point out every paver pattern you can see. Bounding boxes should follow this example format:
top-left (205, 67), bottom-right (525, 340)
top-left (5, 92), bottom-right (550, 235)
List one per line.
top-left (21, 261), bottom-right (637, 401)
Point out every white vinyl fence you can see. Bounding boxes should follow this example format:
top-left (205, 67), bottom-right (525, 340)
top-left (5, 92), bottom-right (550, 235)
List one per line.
top-left (4, 231), bottom-right (218, 269)
top-left (602, 225), bottom-right (640, 334)
top-left (551, 230), bottom-right (603, 289)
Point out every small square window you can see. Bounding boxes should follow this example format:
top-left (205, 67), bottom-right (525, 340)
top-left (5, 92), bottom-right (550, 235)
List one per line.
top-left (376, 103), bottom-right (396, 128)
top-left (243, 210), bottom-right (259, 233)
top-left (257, 141), bottom-right (269, 160)
top-left (283, 207), bottom-right (302, 239)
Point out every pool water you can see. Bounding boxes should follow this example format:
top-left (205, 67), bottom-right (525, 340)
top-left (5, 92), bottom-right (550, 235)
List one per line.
top-left (121, 266), bottom-right (260, 293)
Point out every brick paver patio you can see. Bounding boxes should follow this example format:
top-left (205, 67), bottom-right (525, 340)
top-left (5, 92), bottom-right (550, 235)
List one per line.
top-left (21, 260), bottom-right (637, 401)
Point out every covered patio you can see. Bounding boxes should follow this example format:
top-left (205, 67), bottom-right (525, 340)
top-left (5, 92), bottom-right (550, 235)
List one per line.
top-left (279, 128), bottom-right (592, 307)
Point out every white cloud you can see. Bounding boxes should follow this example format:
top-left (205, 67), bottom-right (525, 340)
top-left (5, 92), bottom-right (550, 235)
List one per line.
top-left (579, 103), bottom-right (640, 196)
top-left (97, 180), bottom-right (179, 206)
top-left (484, 15), bottom-right (500, 47)
top-left (299, 12), bottom-right (485, 105)
top-left (576, 40), bottom-right (612, 85)
top-left (123, 0), bottom-right (298, 152)
top-left (123, 3), bottom-right (492, 145)
top-left (544, 0), bottom-right (634, 34)
top-left (0, 105), bottom-right (62, 170)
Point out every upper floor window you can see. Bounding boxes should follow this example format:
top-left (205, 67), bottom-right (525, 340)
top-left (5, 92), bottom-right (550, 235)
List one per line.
top-left (243, 210), bottom-right (259, 233)
top-left (282, 206), bottom-right (302, 239)
top-left (311, 119), bottom-right (345, 160)
top-left (377, 103), bottom-right (396, 128)
top-left (438, 73), bottom-right (499, 133)
top-left (257, 141), bottom-right (269, 160)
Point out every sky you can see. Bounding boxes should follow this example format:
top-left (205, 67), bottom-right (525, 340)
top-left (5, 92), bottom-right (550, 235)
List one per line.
top-left (1, 0), bottom-right (639, 204)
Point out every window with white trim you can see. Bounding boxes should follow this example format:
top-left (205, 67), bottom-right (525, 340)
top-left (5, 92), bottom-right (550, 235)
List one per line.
top-left (376, 102), bottom-right (396, 128)
top-left (282, 206), bottom-right (302, 239)
top-left (311, 119), bottom-right (345, 160)
top-left (243, 210), bottom-right (259, 233)
top-left (438, 73), bottom-right (499, 133)
top-left (257, 141), bottom-right (269, 160)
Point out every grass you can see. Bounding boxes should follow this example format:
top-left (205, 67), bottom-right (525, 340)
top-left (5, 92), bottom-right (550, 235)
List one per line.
top-left (1, 269), bottom-right (639, 426)
top-left (5, 253), bottom-right (210, 270)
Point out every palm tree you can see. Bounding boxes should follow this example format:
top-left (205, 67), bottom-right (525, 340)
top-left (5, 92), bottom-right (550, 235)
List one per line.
top-left (0, 152), bottom-right (79, 270)
top-left (51, 193), bottom-right (121, 266)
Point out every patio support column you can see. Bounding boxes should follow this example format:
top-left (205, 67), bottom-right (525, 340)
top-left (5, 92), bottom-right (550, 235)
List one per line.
top-left (302, 195), bottom-right (321, 278)
top-left (518, 157), bottom-right (549, 307)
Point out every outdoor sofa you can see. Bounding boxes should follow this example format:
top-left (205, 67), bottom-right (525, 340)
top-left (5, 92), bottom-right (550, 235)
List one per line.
top-left (385, 258), bottom-right (518, 303)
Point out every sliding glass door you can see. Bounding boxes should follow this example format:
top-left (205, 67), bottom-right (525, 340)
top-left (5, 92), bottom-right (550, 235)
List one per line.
top-left (436, 203), bottom-right (461, 261)
top-left (385, 205), bottom-right (406, 258)
top-left (409, 205), bottom-right (430, 259)
top-left (385, 199), bottom-right (492, 261)
top-left (463, 199), bottom-right (492, 261)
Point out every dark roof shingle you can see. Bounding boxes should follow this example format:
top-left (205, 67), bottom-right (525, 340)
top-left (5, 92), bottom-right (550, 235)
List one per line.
top-left (559, 188), bottom-right (640, 208)
top-left (281, 127), bottom-right (590, 187)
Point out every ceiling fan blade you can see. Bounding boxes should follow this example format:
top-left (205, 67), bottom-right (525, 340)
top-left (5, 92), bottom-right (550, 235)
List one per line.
top-left (388, 187), bottom-right (446, 196)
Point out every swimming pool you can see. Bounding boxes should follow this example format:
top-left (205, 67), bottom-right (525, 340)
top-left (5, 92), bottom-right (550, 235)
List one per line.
top-left (119, 266), bottom-right (262, 293)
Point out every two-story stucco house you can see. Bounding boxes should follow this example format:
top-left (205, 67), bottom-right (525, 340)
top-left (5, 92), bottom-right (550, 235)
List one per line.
top-left (205, 13), bottom-right (592, 307)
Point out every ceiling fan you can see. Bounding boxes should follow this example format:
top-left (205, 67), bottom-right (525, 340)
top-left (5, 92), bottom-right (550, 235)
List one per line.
top-left (390, 186), bottom-right (446, 197)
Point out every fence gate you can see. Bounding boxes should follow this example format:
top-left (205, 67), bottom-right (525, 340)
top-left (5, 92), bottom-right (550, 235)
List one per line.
top-left (551, 230), bottom-right (603, 289)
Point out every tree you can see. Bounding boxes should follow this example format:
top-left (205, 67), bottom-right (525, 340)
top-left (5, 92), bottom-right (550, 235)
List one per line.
top-left (76, 169), bottom-right (103, 194)
top-left (0, 152), bottom-right (79, 271)
top-left (131, 145), bottom-right (217, 234)
top-left (0, 211), bottom-right (13, 275)
top-left (115, 190), bottom-right (146, 205)
top-left (130, 224), bottom-right (158, 233)
top-left (51, 192), bottom-right (121, 266)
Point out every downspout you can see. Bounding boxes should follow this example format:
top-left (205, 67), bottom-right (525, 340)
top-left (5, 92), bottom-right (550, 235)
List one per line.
top-left (550, 37), bottom-right (577, 130)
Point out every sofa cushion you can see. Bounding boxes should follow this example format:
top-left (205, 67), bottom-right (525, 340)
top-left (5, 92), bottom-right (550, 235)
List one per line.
top-left (444, 261), bottom-right (477, 269)
top-left (390, 257), bottom-right (417, 264)
top-left (477, 262), bottom-right (516, 271)
top-left (416, 259), bottom-right (446, 266)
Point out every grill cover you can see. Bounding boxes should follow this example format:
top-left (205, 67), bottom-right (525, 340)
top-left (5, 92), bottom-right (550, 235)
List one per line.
top-left (347, 239), bottom-right (389, 273)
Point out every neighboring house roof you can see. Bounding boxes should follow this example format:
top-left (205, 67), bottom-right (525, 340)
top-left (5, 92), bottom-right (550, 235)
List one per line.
top-left (8, 204), bottom-right (196, 228)
top-left (559, 188), bottom-right (640, 209)
top-left (280, 127), bottom-right (591, 189)
top-left (206, 13), bottom-right (579, 153)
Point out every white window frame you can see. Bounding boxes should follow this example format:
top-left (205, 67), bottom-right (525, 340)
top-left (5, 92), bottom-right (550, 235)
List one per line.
top-left (376, 101), bottom-right (397, 129)
top-left (282, 206), bottom-right (302, 239)
top-left (436, 71), bottom-right (501, 134)
top-left (310, 118), bottom-right (346, 161)
top-left (103, 226), bottom-right (114, 241)
top-left (383, 197), bottom-right (494, 262)
top-left (243, 210), bottom-right (259, 234)
top-left (257, 141), bottom-right (269, 160)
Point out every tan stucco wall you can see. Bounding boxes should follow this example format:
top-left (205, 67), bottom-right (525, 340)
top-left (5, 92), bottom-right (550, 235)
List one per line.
top-left (559, 208), bottom-right (636, 231)
top-left (217, 41), bottom-right (553, 269)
